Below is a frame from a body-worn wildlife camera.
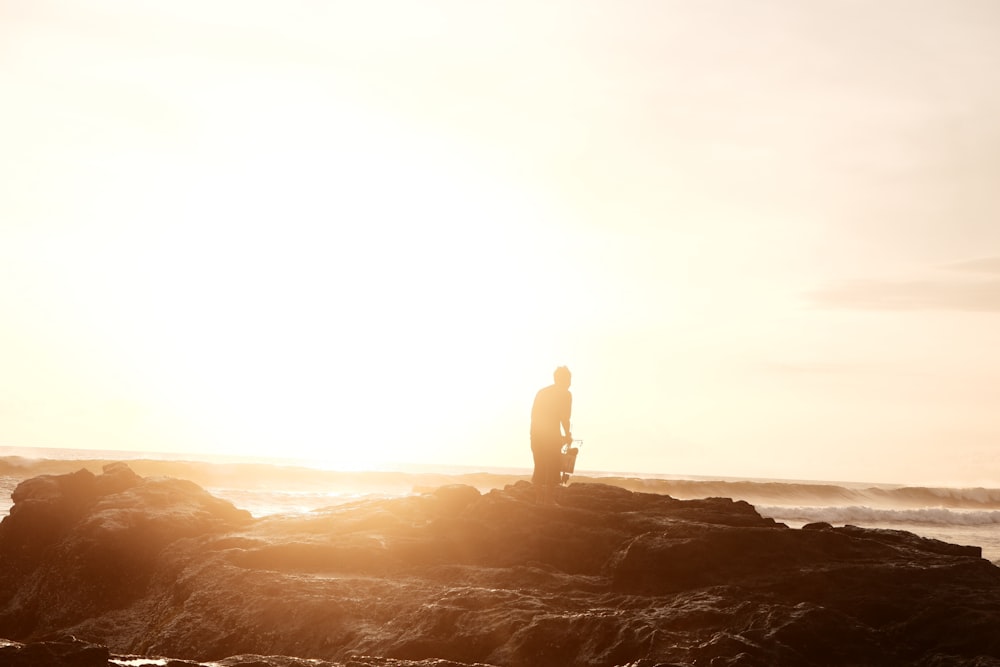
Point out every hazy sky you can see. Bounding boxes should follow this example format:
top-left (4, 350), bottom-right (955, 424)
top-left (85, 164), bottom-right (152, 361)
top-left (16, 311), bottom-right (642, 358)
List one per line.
top-left (3, 0), bottom-right (1000, 485)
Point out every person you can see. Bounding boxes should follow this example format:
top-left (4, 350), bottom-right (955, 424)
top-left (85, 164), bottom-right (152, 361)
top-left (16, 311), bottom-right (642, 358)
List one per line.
top-left (530, 366), bottom-right (572, 504)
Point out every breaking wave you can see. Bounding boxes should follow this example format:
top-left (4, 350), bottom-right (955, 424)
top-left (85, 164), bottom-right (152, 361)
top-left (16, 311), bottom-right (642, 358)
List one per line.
top-left (756, 505), bottom-right (1000, 527)
top-left (577, 476), bottom-right (1000, 511)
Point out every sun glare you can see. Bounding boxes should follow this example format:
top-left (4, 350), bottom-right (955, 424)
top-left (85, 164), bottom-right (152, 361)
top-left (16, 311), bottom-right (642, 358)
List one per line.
top-left (61, 99), bottom-right (570, 467)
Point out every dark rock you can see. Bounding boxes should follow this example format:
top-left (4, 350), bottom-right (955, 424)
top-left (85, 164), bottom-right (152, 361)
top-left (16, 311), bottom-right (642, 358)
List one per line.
top-left (3, 469), bottom-right (98, 558)
top-left (95, 461), bottom-right (142, 496)
top-left (1, 468), bottom-right (999, 666)
top-left (801, 521), bottom-right (832, 531)
top-left (0, 635), bottom-right (109, 667)
top-left (0, 464), bottom-right (252, 639)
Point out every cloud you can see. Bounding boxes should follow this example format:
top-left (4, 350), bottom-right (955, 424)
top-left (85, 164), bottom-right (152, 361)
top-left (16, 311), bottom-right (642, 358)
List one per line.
top-left (808, 257), bottom-right (1000, 312)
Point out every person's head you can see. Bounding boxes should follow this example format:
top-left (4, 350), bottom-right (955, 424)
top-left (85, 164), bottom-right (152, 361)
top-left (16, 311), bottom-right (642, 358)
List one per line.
top-left (553, 365), bottom-right (571, 389)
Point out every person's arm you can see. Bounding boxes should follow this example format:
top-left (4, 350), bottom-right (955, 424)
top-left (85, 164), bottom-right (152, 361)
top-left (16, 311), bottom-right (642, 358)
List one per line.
top-left (561, 393), bottom-right (573, 443)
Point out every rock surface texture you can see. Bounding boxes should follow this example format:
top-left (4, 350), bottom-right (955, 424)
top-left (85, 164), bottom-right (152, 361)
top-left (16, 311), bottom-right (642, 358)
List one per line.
top-left (1, 465), bottom-right (999, 667)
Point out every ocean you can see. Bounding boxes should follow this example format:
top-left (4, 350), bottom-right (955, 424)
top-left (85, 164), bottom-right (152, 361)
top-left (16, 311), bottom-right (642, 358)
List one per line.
top-left (3, 446), bottom-right (1000, 564)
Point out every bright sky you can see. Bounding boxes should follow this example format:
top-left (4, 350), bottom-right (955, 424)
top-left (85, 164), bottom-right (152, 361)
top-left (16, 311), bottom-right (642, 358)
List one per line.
top-left (3, 0), bottom-right (1000, 485)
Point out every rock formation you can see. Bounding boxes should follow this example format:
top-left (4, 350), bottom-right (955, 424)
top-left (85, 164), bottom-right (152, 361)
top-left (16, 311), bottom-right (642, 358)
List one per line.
top-left (1, 464), bottom-right (999, 666)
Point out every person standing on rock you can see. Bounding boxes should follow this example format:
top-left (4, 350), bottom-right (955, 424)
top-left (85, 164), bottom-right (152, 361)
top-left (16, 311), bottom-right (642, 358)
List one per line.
top-left (530, 366), bottom-right (573, 505)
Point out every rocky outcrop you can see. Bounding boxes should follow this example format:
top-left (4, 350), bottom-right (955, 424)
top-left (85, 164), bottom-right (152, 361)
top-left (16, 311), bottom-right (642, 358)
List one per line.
top-left (0, 636), bottom-right (109, 667)
top-left (1, 465), bottom-right (999, 666)
top-left (0, 462), bottom-right (252, 639)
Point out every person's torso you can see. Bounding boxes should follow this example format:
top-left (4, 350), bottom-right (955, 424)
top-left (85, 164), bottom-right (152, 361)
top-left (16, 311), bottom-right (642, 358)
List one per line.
top-left (530, 384), bottom-right (571, 438)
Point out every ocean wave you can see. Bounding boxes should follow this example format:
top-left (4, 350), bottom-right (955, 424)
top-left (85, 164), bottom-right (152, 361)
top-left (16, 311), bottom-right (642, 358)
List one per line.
top-left (586, 476), bottom-right (1000, 511)
top-left (757, 504), bottom-right (1000, 527)
top-left (206, 487), bottom-right (397, 517)
top-left (4, 453), bottom-right (1000, 513)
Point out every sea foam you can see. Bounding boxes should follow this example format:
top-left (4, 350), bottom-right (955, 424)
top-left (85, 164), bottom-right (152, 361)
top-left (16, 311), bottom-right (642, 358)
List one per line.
top-left (756, 504), bottom-right (1000, 527)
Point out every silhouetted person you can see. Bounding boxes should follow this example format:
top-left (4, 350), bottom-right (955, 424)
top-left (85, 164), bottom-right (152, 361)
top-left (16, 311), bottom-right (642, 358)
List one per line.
top-left (530, 366), bottom-right (572, 504)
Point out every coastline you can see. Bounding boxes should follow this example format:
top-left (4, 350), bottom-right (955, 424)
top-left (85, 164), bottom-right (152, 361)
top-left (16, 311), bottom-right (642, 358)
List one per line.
top-left (3, 447), bottom-right (1000, 563)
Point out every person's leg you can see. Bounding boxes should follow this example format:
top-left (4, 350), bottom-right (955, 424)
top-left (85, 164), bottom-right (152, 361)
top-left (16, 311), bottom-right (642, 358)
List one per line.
top-left (530, 444), bottom-right (543, 486)
top-left (543, 442), bottom-right (562, 504)
top-left (530, 442), bottom-right (546, 503)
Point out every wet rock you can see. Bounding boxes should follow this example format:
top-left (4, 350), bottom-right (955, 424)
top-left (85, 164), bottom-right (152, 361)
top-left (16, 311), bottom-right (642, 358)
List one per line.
top-left (0, 469), bottom-right (998, 666)
top-left (0, 635), bottom-right (109, 667)
top-left (0, 464), bottom-right (251, 639)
